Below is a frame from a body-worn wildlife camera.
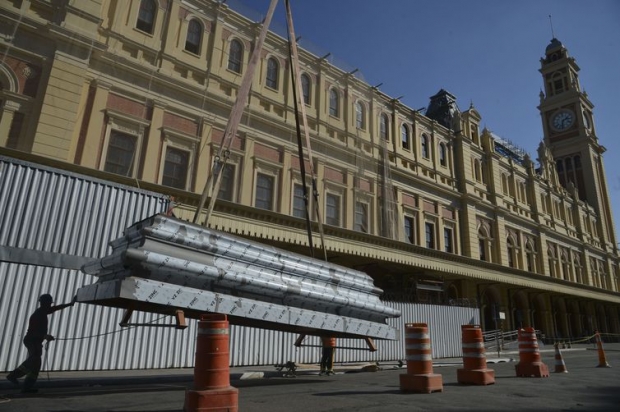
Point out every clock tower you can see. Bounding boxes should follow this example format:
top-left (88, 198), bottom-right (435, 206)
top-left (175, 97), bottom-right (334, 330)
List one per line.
top-left (538, 38), bottom-right (617, 251)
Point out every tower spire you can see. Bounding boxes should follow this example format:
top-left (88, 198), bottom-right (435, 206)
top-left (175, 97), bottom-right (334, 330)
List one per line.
top-left (548, 14), bottom-right (555, 38)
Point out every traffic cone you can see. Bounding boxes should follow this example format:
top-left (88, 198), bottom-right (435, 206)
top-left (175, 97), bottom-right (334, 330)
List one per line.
top-left (553, 343), bottom-right (568, 373)
top-left (399, 323), bottom-right (443, 393)
top-left (515, 327), bottom-right (549, 378)
top-left (595, 331), bottom-right (611, 368)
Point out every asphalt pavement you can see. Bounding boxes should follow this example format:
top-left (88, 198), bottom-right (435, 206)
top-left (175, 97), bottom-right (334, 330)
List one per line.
top-left (1, 343), bottom-right (619, 411)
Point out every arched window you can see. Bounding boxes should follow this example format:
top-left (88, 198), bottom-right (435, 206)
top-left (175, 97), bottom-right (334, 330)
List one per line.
top-left (380, 114), bottom-right (389, 140)
top-left (185, 19), bottom-right (202, 54)
top-left (136, 0), bottom-right (156, 34)
top-left (301, 74), bottom-right (311, 105)
top-left (478, 223), bottom-right (493, 262)
top-left (266, 57), bottom-right (279, 89)
top-left (560, 251), bottom-right (571, 281)
top-left (525, 239), bottom-right (536, 272)
top-left (573, 255), bottom-right (583, 284)
top-left (401, 124), bottom-right (410, 149)
top-left (228, 39), bottom-right (243, 73)
top-left (329, 88), bottom-right (339, 117)
top-left (439, 143), bottom-right (447, 166)
top-left (507, 235), bottom-right (516, 268)
top-left (355, 101), bottom-right (365, 129)
top-left (421, 134), bottom-right (429, 158)
top-left (547, 246), bottom-right (558, 278)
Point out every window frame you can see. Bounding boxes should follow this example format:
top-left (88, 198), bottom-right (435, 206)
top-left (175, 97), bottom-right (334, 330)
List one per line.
top-left (217, 162), bottom-right (237, 202)
top-left (255, 172), bottom-right (275, 211)
top-left (380, 113), bottom-right (389, 141)
top-left (354, 201), bottom-right (369, 233)
top-left (301, 73), bottom-right (311, 105)
top-left (401, 124), bottom-right (410, 150)
top-left (228, 39), bottom-right (243, 73)
top-left (439, 142), bottom-right (447, 166)
top-left (185, 18), bottom-right (202, 55)
top-left (355, 101), bottom-right (365, 130)
top-left (329, 88), bottom-right (339, 118)
top-left (136, 0), bottom-right (156, 34)
top-left (162, 146), bottom-right (190, 190)
top-left (444, 227), bottom-right (453, 253)
top-left (425, 221), bottom-right (435, 249)
top-left (104, 130), bottom-right (137, 177)
top-left (325, 192), bottom-right (341, 227)
top-left (266, 57), bottom-right (279, 90)
top-left (421, 134), bottom-right (429, 158)
top-left (292, 183), bottom-right (306, 218)
top-left (99, 110), bottom-right (148, 179)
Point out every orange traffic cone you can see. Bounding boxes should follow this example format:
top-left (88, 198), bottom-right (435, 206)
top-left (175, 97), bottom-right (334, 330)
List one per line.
top-left (595, 331), bottom-right (611, 368)
top-left (553, 343), bottom-right (568, 373)
top-left (399, 323), bottom-right (443, 393)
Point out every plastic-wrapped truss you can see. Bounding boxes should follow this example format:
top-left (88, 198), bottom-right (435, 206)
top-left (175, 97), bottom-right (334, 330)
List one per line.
top-left (79, 214), bottom-right (400, 340)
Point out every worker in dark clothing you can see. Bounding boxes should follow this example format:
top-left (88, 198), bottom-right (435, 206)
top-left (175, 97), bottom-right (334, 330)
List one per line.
top-left (6, 294), bottom-right (75, 393)
top-left (319, 336), bottom-right (336, 376)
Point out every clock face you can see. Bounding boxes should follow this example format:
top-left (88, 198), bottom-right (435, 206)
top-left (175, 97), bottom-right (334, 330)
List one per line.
top-left (551, 110), bottom-right (574, 131)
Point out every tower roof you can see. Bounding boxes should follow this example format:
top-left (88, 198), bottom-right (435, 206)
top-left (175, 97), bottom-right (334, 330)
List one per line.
top-left (545, 37), bottom-right (564, 53)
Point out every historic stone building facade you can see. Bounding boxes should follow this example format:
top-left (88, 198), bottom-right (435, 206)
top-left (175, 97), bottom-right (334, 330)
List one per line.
top-left (1, 0), bottom-right (619, 339)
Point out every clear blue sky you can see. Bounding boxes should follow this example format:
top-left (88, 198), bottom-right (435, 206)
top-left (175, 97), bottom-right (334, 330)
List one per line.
top-left (232, 0), bottom-right (620, 234)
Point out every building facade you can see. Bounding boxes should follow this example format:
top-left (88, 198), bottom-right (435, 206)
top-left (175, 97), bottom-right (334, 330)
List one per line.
top-left (1, 0), bottom-right (619, 340)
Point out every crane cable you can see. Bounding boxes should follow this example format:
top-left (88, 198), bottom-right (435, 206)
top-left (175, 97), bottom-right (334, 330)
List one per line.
top-left (284, 0), bottom-right (328, 261)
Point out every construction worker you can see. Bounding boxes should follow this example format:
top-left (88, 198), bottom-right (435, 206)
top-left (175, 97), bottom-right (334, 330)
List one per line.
top-left (319, 336), bottom-right (336, 376)
top-left (6, 294), bottom-right (76, 393)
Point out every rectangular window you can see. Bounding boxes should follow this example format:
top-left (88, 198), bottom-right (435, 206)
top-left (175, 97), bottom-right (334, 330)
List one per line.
top-left (444, 228), bottom-right (453, 253)
top-left (326, 193), bottom-right (340, 226)
top-left (255, 173), bottom-right (274, 210)
top-left (404, 216), bottom-right (415, 244)
top-left (162, 147), bottom-right (189, 189)
top-left (425, 222), bottom-right (435, 249)
top-left (479, 239), bottom-right (486, 261)
top-left (354, 202), bottom-right (368, 233)
top-left (104, 131), bottom-right (137, 176)
top-left (293, 184), bottom-right (306, 218)
top-left (217, 163), bottom-right (235, 201)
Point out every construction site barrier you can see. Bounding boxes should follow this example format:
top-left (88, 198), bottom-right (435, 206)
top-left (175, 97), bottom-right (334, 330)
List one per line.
top-left (184, 314), bottom-right (238, 412)
top-left (515, 327), bottom-right (549, 378)
top-left (399, 323), bottom-right (443, 393)
top-left (457, 325), bottom-right (495, 385)
top-left (553, 342), bottom-right (568, 373)
top-left (595, 331), bottom-right (611, 368)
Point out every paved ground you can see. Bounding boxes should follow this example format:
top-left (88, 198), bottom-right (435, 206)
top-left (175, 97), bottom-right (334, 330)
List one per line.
top-left (1, 344), bottom-right (619, 411)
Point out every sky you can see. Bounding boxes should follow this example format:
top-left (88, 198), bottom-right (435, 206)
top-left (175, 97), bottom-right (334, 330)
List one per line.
top-left (231, 0), bottom-right (620, 234)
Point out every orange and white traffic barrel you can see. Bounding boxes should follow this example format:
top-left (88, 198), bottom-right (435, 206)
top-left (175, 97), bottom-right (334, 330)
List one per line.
top-left (184, 314), bottom-right (238, 412)
top-left (399, 323), bottom-right (443, 393)
top-left (457, 325), bottom-right (495, 385)
top-left (515, 327), bottom-right (549, 378)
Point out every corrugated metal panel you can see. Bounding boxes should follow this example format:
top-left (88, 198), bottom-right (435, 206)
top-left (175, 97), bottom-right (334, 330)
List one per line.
top-left (0, 156), bottom-right (174, 371)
